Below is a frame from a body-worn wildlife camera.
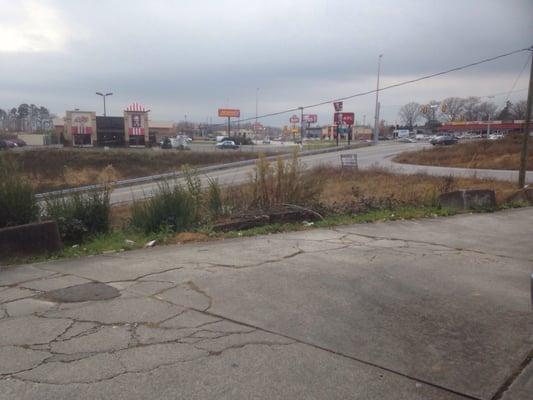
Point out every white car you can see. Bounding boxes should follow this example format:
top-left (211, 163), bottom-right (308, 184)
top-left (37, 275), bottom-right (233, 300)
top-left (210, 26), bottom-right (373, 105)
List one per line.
top-left (488, 133), bottom-right (503, 140)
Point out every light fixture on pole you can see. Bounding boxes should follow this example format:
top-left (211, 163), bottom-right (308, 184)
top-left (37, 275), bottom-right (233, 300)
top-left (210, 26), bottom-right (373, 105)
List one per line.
top-left (373, 54), bottom-right (383, 144)
top-left (95, 92), bottom-right (113, 117)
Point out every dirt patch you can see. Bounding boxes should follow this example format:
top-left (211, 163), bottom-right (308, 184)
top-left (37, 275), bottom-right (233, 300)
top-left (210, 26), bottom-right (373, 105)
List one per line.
top-left (172, 232), bottom-right (210, 243)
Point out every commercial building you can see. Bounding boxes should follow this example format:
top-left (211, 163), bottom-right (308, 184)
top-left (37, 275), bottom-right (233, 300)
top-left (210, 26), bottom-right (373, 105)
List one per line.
top-left (54, 103), bottom-right (178, 147)
top-left (438, 120), bottom-right (526, 135)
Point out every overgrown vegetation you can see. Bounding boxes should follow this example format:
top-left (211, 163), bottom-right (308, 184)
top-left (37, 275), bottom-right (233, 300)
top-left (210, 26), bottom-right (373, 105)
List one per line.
top-left (394, 135), bottom-right (532, 170)
top-left (1, 150), bottom-right (527, 266)
top-left (0, 155), bottom-right (38, 228)
top-left (43, 187), bottom-right (111, 244)
top-left (223, 150), bottom-right (323, 212)
top-left (4, 147), bottom-right (271, 192)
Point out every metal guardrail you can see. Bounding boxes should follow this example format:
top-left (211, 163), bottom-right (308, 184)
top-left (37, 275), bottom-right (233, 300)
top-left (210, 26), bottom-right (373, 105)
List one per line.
top-left (35, 143), bottom-right (365, 199)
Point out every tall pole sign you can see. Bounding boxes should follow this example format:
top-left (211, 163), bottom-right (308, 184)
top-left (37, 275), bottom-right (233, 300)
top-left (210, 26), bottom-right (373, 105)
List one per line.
top-left (218, 108), bottom-right (240, 138)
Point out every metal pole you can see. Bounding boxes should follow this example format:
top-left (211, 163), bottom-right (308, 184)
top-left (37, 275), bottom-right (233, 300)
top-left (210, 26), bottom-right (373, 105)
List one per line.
top-left (227, 117), bottom-right (230, 138)
top-left (519, 48), bottom-right (533, 188)
top-left (299, 107), bottom-right (304, 142)
top-left (103, 96), bottom-right (107, 117)
top-left (373, 54), bottom-right (383, 144)
top-left (255, 88), bottom-right (259, 138)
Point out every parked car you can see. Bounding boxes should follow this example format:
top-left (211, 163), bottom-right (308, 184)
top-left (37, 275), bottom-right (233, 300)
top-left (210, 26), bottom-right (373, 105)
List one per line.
top-left (488, 133), bottom-right (504, 140)
top-left (430, 135), bottom-right (459, 145)
top-left (262, 137), bottom-right (271, 144)
top-left (10, 138), bottom-right (26, 147)
top-left (4, 140), bottom-right (17, 148)
top-left (216, 140), bottom-right (239, 150)
top-left (0, 140), bottom-right (8, 150)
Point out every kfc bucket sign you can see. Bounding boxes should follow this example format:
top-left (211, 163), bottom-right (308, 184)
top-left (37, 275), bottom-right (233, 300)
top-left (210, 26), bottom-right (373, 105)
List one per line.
top-left (334, 112), bottom-right (354, 125)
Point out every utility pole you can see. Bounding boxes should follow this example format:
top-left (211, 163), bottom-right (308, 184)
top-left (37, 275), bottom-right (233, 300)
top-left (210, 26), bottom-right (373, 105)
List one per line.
top-left (373, 54), bottom-right (383, 144)
top-left (255, 88), bottom-right (259, 138)
top-left (299, 107), bottom-right (304, 143)
top-left (518, 47), bottom-right (533, 188)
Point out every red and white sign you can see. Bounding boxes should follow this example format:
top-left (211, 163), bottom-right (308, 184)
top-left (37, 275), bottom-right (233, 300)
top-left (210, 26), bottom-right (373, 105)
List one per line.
top-left (253, 122), bottom-right (263, 130)
top-left (303, 114), bottom-right (317, 123)
top-left (71, 113), bottom-right (92, 135)
top-left (334, 101), bottom-right (343, 112)
top-left (289, 115), bottom-right (300, 123)
top-left (218, 109), bottom-right (240, 118)
top-left (334, 112), bottom-right (355, 125)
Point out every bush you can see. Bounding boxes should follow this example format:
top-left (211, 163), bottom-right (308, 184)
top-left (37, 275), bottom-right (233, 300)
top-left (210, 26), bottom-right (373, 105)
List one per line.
top-left (207, 178), bottom-right (223, 218)
top-left (130, 181), bottom-right (197, 234)
top-left (224, 150), bottom-right (324, 212)
top-left (43, 188), bottom-right (111, 244)
top-left (0, 156), bottom-right (39, 228)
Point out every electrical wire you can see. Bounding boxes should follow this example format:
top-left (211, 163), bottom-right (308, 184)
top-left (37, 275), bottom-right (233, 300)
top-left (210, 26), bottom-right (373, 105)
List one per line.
top-left (215, 46), bottom-right (532, 126)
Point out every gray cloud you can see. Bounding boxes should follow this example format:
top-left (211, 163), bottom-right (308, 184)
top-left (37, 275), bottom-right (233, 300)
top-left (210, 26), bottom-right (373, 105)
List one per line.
top-left (0, 0), bottom-right (531, 125)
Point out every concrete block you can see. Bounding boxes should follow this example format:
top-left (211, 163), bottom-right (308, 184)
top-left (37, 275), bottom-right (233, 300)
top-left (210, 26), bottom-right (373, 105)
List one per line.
top-left (0, 220), bottom-right (63, 259)
top-left (439, 189), bottom-right (496, 210)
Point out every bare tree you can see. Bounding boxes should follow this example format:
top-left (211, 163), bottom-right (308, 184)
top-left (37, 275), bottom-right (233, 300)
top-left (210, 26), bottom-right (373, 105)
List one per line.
top-left (441, 97), bottom-right (465, 121)
top-left (462, 96), bottom-right (481, 121)
top-left (476, 101), bottom-right (498, 120)
top-left (511, 100), bottom-right (528, 120)
top-left (398, 102), bottom-right (421, 128)
top-left (420, 100), bottom-right (441, 124)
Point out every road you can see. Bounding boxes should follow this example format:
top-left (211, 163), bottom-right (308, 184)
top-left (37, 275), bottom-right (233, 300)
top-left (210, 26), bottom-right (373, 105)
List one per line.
top-left (1, 208), bottom-right (532, 399)
top-left (109, 142), bottom-right (533, 204)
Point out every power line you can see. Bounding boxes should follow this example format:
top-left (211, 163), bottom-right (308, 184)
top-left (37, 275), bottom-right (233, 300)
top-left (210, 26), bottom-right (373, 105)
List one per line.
top-left (221, 46), bottom-right (531, 126)
top-left (503, 54), bottom-right (531, 105)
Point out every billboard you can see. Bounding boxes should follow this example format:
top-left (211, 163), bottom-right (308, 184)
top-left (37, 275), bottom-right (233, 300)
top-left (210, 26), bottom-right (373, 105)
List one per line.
top-left (334, 101), bottom-right (343, 112)
top-left (303, 114), bottom-right (318, 123)
top-left (218, 109), bottom-right (240, 118)
top-left (289, 115), bottom-right (300, 123)
top-left (71, 113), bottom-right (93, 135)
top-left (334, 112), bottom-right (355, 125)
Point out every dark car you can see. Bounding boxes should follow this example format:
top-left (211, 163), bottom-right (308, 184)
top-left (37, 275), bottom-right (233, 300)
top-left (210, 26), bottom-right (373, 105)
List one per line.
top-left (430, 135), bottom-right (458, 145)
top-left (11, 138), bottom-right (26, 147)
top-left (0, 140), bottom-right (7, 150)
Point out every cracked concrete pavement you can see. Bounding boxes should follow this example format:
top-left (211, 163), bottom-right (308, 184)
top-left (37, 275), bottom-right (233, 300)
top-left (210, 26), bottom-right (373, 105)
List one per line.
top-left (1, 208), bottom-right (532, 399)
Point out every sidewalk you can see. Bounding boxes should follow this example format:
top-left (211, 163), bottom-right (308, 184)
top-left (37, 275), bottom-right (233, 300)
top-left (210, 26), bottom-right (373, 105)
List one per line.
top-left (1, 208), bottom-right (532, 399)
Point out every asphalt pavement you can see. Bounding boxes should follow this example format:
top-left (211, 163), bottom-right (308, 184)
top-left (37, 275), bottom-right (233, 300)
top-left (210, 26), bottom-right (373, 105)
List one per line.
top-left (1, 208), bottom-right (532, 399)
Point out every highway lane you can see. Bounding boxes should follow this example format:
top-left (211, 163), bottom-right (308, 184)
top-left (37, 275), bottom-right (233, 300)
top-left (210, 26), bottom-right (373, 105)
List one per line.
top-left (109, 141), bottom-right (533, 204)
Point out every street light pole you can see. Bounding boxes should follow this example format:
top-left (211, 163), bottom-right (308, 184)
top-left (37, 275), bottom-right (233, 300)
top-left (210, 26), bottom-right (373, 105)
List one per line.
top-left (373, 54), bottom-right (383, 144)
top-left (95, 92), bottom-right (113, 117)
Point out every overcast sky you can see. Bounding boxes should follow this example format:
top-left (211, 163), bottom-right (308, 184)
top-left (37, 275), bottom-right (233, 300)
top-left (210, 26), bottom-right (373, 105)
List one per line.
top-left (0, 0), bottom-right (532, 126)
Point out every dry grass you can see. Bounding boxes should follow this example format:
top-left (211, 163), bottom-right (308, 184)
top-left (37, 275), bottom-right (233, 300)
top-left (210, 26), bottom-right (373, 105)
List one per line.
top-left (314, 166), bottom-right (516, 212)
top-left (107, 166), bottom-right (519, 229)
top-left (394, 134), bottom-right (533, 170)
top-left (7, 147), bottom-right (267, 192)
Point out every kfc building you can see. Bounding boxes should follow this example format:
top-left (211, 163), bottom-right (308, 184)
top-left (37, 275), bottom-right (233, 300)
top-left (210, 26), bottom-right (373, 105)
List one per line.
top-left (62, 102), bottom-right (151, 147)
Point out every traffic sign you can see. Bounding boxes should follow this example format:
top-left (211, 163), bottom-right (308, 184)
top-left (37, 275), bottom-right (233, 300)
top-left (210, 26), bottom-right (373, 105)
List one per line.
top-left (289, 115), bottom-right (300, 123)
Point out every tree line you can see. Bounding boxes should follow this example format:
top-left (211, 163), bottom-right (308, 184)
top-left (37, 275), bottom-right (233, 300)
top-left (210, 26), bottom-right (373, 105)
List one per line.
top-left (0, 104), bottom-right (54, 132)
top-left (398, 97), bottom-right (528, 129)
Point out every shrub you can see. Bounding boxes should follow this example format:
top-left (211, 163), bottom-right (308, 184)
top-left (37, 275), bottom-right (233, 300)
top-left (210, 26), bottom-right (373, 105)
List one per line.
top-left (225, 150), bottom-right (324, 212)
top-left (206, 178), bottom-right (223, 218)
top-left (130, 181), bottom-right (196, 234)
top-left (0, 155), bottom-right (39, 228)
top-left (43, 187), bottom-right (111, 244)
